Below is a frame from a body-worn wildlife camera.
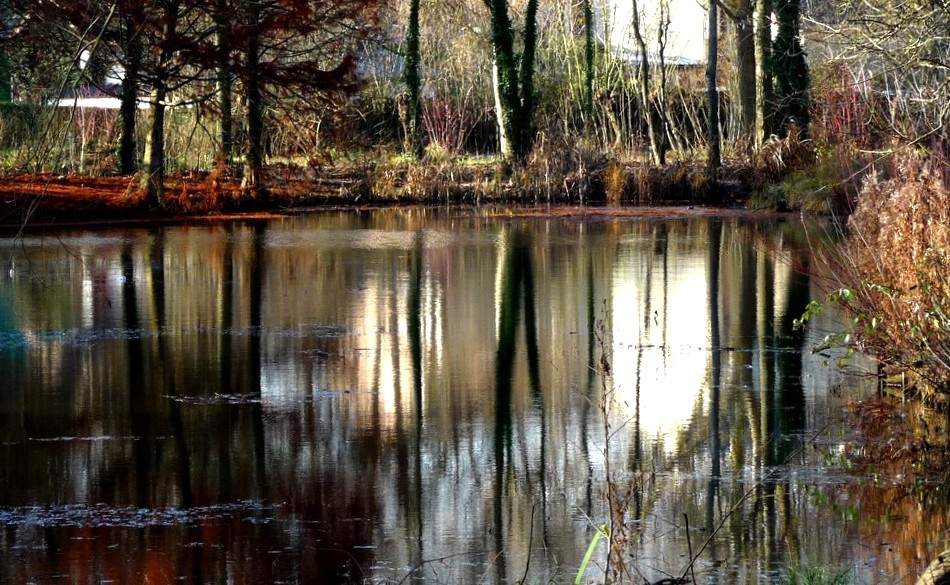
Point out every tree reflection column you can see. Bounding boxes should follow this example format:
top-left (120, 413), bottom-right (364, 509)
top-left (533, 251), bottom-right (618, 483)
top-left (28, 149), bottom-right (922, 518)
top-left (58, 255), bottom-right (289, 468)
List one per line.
top-left (492, 227), bottom-right (543, 582)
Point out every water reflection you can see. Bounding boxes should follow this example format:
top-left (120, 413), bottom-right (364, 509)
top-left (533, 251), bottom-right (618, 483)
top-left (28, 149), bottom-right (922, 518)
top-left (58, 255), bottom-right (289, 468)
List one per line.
top-left (0, 210), bottom-right (942, 584)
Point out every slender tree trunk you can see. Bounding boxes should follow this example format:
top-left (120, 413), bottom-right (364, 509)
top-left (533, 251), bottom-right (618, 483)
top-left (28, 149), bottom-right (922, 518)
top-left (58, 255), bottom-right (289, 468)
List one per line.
top-left (755, 0), bottom-right (775, 142)
top-left (735, 0), bottom-right (756, 139)
top-left (583, 0), bottom-right (594, 122)
top-left (706, 0), bottom-right (721, 171)
top-left (118, 34), bottom-right (141, 175)
top-left (215, 7), bottom-right (234, 161)
top-left (491, 59), bottom-right (511, 158)
top-left (487, 0), bottom-right (519, 161)
top-left (518, 0), bottom-right (538, 155)
top-left (243, 0), bottom-right (265, 197)
top-left (404, 0), bottom-right (424, 159)
top-left (631, 0), bottom-right (661, 165)
top-left (655, 0), bottom-right (670, 164)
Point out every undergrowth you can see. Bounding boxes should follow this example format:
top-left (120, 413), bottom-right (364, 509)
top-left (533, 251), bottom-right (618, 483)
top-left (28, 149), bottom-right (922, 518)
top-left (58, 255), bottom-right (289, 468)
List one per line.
top-left (807, 151), bottom-right (950, 406)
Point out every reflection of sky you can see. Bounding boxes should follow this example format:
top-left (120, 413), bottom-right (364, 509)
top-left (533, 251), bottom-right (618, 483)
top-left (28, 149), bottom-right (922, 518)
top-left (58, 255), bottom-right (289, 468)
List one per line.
top-left (611, 243), bottom-right (709, 453)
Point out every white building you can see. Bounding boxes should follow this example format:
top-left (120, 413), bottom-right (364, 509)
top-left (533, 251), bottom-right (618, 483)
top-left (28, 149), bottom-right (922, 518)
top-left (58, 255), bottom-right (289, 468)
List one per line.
top-left (599, 0), bottom-right (708, 66)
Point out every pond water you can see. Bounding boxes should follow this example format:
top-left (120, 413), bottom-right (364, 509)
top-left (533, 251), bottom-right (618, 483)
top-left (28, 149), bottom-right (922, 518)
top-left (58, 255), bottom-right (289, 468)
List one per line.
top-left (0, 208), bottom-right (945, 584)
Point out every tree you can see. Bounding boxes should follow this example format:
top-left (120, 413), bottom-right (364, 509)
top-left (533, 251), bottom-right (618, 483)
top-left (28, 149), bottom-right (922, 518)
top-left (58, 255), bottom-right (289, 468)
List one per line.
top-left (228, 0), bottom-right (373, 196)
top-left (630, 0), bottom-right (663, 165)
top-left (820, 0), bottom-right (950, 141)
top-left (403, 0), bottom-right (424, 159)
top-left (707, 0), bottom-right (721, 170)
top-left (117, 2), bottom-right (144, 175)
top-left (772, 0), bottom-right (808, 135)
top-left (583, 0), bottom-right (594, 122)
top-left (726, 0), bottom-right (756, 138)
top-left (140, 0), bottom-right (197, 207)
top-left (755, 0), bottom-right (775, 141)
top-left (484, 0), bottom-right (538, 162)
top-left (211, 0), bottom-right (235, 161)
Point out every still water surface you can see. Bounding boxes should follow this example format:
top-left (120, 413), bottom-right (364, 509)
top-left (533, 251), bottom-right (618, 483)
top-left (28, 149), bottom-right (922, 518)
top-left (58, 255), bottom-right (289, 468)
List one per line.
top-left (0, 209), bottom-right (944, 584)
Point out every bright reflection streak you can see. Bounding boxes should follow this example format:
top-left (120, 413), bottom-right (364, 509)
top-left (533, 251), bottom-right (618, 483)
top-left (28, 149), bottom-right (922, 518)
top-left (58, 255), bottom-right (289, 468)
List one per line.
top-left (611, 244), bottom-right (709, 453)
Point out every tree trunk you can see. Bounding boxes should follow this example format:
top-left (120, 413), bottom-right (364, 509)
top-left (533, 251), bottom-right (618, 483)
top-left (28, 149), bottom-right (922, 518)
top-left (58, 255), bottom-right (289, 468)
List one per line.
top-left (706, 0), bottom-right (721, 171)
top-left (243, 0), bottom-right (265, 197)
top-left (143, 85), bottom-right (167, 207)
top-left (631, 0), bottom-right (661, 165)
top-left (215, 6), bottom-right (234, 161)
top-left (486, 0), bottom-right (538, 162)
top-left (735, 0), bottom-right (756, 139)
top-left (517, 0), bottom-right (538, 155)
top-left (583, 0), bottom-right (594, 122)
top-left (491, 59), bottom-right (511, 158)
top-left (655, 0), bottom-right (670, 164)
top-left (404, 0), bottom-right (424, 159)
top-left (0, 53), bottom-right (10, 103)
top-left (118, 34), bottom-right (141, 175)
top-left (755, 0), bottom-right (775, 142)
top-left (773, 0), bottom-right (809, 136)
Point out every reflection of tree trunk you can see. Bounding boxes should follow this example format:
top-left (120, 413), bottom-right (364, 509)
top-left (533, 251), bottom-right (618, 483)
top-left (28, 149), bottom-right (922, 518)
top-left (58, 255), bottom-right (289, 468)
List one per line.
top-left (583, 250), bottom-right (595, 518)
top-left (407, 232), bottom-right (425, 567)
top-left (249, 223), bottom-right (267, 496)
top-left (217, 225), bottom-right (235, 501)
top-left (493, 228), bottom-right (543, 581)
top-left (706, 220), bottom-right (723, 532)
top-left (758, 251), bottom-right (776, 466)
top-left (776, 255), bottom-right (810, 450)
top-left (122, 245), bottom-right (150, 507)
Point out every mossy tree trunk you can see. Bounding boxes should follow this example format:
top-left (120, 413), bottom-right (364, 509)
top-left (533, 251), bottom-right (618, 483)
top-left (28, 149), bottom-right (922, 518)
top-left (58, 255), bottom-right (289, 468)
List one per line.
top-left (404, 0), bottom-right (424, 159)
top-left (485, 0), bottom-right (538, 162)
top-left (143, 85), bottom-right (167, 207)
top-left (734, 0), bottom-right (756, 139)
top-left (773, 0), bottom-right (809, 136)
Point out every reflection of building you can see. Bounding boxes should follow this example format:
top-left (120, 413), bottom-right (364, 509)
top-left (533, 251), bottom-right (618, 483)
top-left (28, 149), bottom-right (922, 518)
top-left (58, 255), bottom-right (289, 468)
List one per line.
top-left (611, 224), bottom-right (709, 453)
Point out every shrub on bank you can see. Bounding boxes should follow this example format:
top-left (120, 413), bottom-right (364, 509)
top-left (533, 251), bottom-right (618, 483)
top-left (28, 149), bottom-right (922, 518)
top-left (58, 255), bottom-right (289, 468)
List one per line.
top-left (822, 152), bottom-right (950, 404)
